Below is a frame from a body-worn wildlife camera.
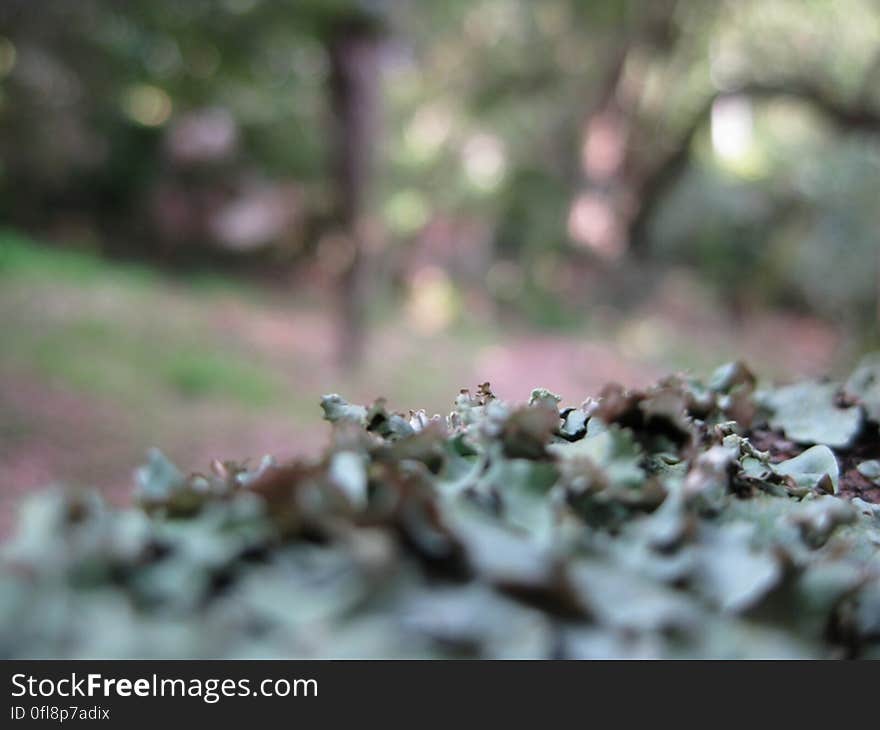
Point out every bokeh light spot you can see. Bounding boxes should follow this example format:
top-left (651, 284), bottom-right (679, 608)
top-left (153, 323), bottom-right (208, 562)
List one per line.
top-left (121, 84), bottom-right (173, 127)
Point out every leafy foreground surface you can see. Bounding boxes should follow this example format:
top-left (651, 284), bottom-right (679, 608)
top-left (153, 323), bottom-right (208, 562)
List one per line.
top-left (3, 360), bottom-right (880, 659)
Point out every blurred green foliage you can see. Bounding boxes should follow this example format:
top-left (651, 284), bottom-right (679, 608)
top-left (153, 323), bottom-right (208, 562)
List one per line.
top-left (0, 0), bottom-right (878, 331)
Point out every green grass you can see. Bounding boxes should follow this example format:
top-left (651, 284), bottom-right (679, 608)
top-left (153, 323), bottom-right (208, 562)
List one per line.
top-left (0, 229), bottom-right (156, 287)
top-left (160, 350), bottom-right (280, 405)
top-left (17, 324), bottom-right (283, 407)
top-left (0, 231), bottom-right (285, 408)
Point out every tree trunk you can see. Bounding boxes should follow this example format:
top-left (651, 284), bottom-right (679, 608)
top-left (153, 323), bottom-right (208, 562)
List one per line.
top-left (327, 26), bottom-right (382, 370)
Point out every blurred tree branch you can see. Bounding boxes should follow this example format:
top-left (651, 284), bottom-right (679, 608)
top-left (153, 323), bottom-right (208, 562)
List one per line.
top-left (627, 80), bottom-right (880, 253)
